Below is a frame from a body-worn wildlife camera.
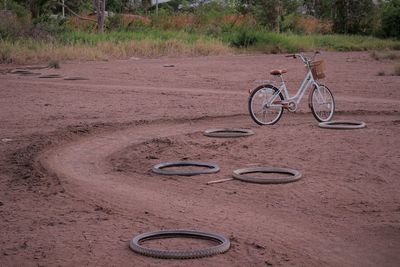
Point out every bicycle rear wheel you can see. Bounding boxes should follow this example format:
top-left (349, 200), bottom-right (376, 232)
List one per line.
top-left (309, 84), bottom-right (335, 122)
top-left (248, 85), bottom-right (284, 125)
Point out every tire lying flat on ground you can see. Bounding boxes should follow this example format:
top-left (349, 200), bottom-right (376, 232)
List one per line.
top-left (233, 167), bottom-right (302, 184)
top-left (203, 128), bottom-right (254, 138)
top-left (152, 161), bottom-right (220, 176)
top-left (64, 76), bottom-right (89, 80)
top-left (318, 120), bottom-right (366, 129)
top-left (39, 74), bottom-right (62, 78)
top-left (130, 229), bottom-right (230, 259)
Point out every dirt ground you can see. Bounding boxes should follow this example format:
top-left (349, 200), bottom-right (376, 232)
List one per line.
top-left (0, 52), bottom-right (399, 267)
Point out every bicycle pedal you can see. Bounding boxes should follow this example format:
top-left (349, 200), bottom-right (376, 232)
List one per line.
top-left (280, 101), bottom-right (290, 108)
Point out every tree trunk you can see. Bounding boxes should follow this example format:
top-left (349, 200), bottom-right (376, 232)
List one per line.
top-left (93, 0), bottom-right (106, 33)
top-left (275, 1), bottom-right (282, 33)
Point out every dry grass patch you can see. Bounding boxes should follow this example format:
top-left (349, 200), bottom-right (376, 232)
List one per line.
top-left (0, 38), bottom-right (233, 64)
top-left (370, 50), bottom-right (400, 61)
top-left (394, 64), bottom-right (400, 76)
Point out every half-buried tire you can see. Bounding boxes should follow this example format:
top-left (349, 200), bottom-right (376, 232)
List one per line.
top-left (203, 128), bottom-right (254, 138)
top-left (130, 229), bottom-right (230, 259)
top-left (152, 161), bottom-right (220, 176)
top-left (318, 120), bottom-right (366, 129)
top-left (233, 167), bottom-right (301, 184)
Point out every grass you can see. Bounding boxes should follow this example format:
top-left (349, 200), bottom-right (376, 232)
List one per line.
top-left (222, 30), bottom-right (400, 53)
top-left (1, 28), bottom-right (400, 64)
top-left (0, 32), bottom-right (232, 64)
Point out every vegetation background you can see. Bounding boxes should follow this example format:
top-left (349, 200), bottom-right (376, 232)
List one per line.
top-left (0, 0), bottom-right (399, 64)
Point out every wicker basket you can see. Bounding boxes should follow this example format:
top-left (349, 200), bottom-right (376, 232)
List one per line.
top-left (310, 60), bottom-right (326, 79)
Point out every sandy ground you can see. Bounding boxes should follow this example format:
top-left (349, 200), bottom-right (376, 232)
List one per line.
top-left (0, 52), bottom-right (399, 267)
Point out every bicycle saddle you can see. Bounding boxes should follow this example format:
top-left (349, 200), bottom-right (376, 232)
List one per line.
top-left (270, 69), bottom-right (287, 76)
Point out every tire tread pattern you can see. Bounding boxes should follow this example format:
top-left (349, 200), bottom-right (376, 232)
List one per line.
top-left (130, 229), bottom-right (230, 259)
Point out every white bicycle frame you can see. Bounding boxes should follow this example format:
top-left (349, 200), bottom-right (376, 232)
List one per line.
top-left (267, 53), bottom-right (320, 111)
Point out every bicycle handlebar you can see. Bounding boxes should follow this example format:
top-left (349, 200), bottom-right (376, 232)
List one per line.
top-left (285, 51), bottom-right (320, 64)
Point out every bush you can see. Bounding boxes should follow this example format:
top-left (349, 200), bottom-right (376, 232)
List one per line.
top-left (0, 1), bottom-right (30, 39)
top-left (230, 26), bottom-right (259, 48)
top-left (106, 13), bottom-right (125, 31)
top-left (33, 15), bottom-right (67, 35)
top-left (0, 12), bottom-right (25, 38)
top-left (1, 0), bottom-right (30, 18)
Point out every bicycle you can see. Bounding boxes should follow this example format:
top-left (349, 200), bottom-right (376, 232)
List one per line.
top-left (248, 52), bottom-right (335, 125)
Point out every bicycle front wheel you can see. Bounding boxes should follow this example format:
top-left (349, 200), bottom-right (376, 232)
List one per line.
top-left (309, 84), bottom-right (335, 122)
top-left (248, 84), bottom-right (284, 125)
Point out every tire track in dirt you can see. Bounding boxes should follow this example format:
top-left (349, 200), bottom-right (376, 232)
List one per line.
top-left (38, 116), bottom-right (394, 266)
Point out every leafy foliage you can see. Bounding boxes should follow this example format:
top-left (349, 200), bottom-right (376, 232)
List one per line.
top-left (380, 0), bottom-right (400, 38)
top-left (0, 1), bottom-right (31, 38)
top-left (302, 0), bottom-right (333, 19)
top-left (230, 25), bottom-right (259, 47)
top-left (332, 0), bottom-right (377, 35)
top-left (33, 14), bottom-right (67, 34)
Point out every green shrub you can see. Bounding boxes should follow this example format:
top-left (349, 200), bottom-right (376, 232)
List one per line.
top-left (1, 0), bottom-right (30, 18)
top-left (33, 15), bottom-right (67, 35)
top-left (230, 27), bottom-right (259, 48)
top-left (0, 1), bottom-right (30, 38)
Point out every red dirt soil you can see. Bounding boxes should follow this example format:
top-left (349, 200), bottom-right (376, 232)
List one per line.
top-left (0, 52), bottom-right (399, 266)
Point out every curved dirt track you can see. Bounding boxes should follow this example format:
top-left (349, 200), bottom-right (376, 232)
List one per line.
top-left (39, 113), bottom-right (400, 266)
top-left (1, 52), bottom-right (400, 266)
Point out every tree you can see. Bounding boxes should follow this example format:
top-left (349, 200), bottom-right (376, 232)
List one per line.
top-left (302, 0), bottom-right (333, 19)
top-left (251, 0), bottom-right (282, 32)
top-left (13, 0), bottom-right (57, 18)
top-left (283, 0), bottom-right (300, 14)
top-left (380, 0), bottom-right (400, 38)
top-left (332, 0), bottom-right (376, 34)
top-left (249, 0), bottom-right (299, 32)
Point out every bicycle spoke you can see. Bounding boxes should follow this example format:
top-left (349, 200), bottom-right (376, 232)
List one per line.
top-left (311, 85), bottom-right (335, 122)
top-left (249, 85), bottom-right (284, 125)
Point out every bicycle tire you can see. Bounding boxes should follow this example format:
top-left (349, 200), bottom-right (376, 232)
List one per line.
top-left (129, 229), bottom-right (230, 259)
top-left (248, 84), bottom-right (284, 125)
top-left (309, 84), bottom-right (335, 122)
top-left (152, 161), bottom-right (220, 176)
top-left (318, 120), bottom-right (366, 129)
top-left (203, 128), bottom-right (254, 138)
top-left (232, 167), bottom-right (302, 184)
